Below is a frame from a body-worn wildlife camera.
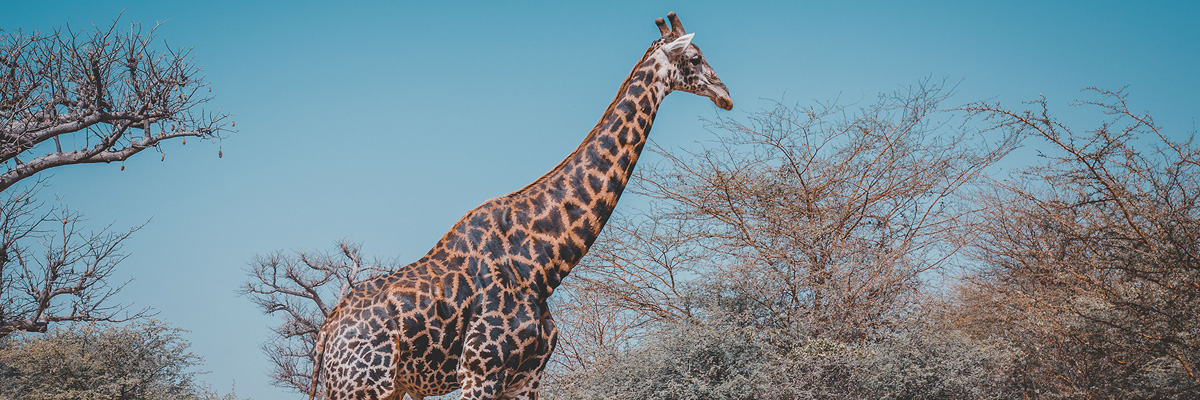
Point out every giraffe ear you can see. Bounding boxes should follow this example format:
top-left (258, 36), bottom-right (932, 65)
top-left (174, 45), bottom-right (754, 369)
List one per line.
top-left (661, 33), bottom-right (694, 57)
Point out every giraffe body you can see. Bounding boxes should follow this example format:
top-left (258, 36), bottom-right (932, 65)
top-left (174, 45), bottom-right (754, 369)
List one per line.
top-left (313, 12), bottom-right (730, 400)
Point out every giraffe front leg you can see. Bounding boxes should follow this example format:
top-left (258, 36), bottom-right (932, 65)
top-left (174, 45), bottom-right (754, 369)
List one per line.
top-left (455, 332), bottom-right (543, 399)
top-left (503, 306), bottom-right (556, 400)
top-left (489, 301), bottom-right (556, 400)
top-left (499, 374), bottom-right (542, 400)
top-left (456, 329), bottom-right (509, 400)
top-left (457, 371), bottom-right (507, 400)
top-left (495, 343), bottom-right (552, 400)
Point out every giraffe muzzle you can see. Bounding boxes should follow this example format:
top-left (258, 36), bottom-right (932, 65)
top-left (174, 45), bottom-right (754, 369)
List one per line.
top-left (711, 83), bottom-right (733, 111)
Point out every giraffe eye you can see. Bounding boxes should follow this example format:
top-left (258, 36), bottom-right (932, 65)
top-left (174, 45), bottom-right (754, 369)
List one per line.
top-left (689, 56), bottom-right (702, 65)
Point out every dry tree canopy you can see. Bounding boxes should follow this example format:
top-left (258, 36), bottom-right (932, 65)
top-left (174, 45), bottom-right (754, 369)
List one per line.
top-left (550, 82), bottom-right (1024, 378)
top-left (546, 85), bottom-right (1200, 399)
top-left (0, 18), bottom-right (231, 336)
top-left (0, 18), bottom-right (232, 192)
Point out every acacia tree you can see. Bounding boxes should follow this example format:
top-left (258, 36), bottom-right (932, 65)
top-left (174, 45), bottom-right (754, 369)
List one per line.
top-left (242, 241), bottom-right (391, 393)
top-left (956, 88), bottom-right (1200, 397)
top-left (551, 82), bottom-right (1021, 383)
top-left (0, 19), bottom-right (231, 335)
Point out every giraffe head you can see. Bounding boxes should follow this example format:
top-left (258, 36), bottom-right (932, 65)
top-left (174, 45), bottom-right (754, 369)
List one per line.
top-left (654, 12), bottom-right (733, 110)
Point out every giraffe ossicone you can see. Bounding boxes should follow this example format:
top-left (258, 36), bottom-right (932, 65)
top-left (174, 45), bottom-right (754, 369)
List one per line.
top-left (311, 11), bottom-right (731, 400)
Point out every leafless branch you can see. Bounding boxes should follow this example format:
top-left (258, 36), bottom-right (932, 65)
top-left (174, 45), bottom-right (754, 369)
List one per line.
top-left (0, 181), bottom-right (150, 336)
top-left (552, 81), bottom-right (1022, 377)
top-left (957, 88), bottom-right (1200, 394)
top-left (0, 18), bottom-right (232, 192)
top-left (242, 241), bottom-right (393, 393)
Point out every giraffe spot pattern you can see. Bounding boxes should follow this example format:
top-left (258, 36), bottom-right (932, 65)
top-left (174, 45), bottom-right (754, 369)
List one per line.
top-left (312, 12), bottom-right (730, 400)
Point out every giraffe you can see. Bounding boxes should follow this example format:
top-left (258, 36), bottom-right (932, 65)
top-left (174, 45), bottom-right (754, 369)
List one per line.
top-left (310, 12), bottom-right (731, 400)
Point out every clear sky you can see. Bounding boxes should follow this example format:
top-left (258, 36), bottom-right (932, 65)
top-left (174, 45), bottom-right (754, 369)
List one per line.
top-left (4, 1), bottom-right (1199, 399)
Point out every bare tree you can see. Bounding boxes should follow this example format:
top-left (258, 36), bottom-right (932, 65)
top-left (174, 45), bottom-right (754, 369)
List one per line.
top-left (957, 88), bottom-right (1200, 397)
top-left (1, 18), bottom-right (230, 189)
top-left (0, 17), bottom-right (231, 335)
top-left (552, 82), bottom-right (1022, 381)
top-left (0, 182), bottom-right (146, 335)
top-left (243, 241), bottom-right (391, 393)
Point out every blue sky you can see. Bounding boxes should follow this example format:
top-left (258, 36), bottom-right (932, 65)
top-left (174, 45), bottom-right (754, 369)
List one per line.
top-left (4, 1), bottom-right (1199, 398)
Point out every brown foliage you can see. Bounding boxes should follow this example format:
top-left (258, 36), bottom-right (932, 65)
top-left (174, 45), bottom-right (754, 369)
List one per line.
top-left (956, 88), bottom-right (1200, 396)
top-left (553, 82), bottom-right (1021, 378)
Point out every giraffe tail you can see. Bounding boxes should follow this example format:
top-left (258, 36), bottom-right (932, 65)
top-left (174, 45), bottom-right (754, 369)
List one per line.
top-left (309, 327), bottom-right (329, 400)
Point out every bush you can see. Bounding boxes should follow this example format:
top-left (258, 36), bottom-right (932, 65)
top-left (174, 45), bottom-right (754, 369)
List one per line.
top-left (0, 321), bottom-right (236, 400)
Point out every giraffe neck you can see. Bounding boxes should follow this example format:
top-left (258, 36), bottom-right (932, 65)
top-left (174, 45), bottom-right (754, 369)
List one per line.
top-left (507, 44), bottom-right (673, 292)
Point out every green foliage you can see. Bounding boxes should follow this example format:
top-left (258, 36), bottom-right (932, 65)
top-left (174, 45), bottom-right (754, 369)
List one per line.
top-left (551, 316), bottom-right (760, 400)
top-left (0, 321), bottom-right (237, 400)
top-left (855, 332), bottom-right (1021, 400)
top-left (553, 293), bottom-right (1023, 400)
